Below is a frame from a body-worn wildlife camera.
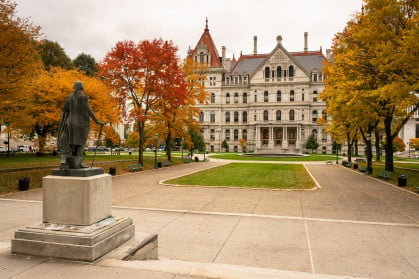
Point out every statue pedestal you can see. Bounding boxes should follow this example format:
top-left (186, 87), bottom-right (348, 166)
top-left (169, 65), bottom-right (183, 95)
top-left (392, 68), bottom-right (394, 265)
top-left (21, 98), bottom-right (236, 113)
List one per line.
top-left (11, 173), bottom-right (158, 262)
top-left (43, 174), bottom-right (112, 225)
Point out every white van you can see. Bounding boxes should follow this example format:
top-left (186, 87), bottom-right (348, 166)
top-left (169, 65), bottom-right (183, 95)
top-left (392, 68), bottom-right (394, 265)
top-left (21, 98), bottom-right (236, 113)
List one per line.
top-left (18, 145), bottom-right (31, 152)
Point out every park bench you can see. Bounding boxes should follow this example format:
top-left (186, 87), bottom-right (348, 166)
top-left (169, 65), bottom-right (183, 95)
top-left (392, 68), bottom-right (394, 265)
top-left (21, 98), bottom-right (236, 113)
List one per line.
top-left (359, 166), bottom-right (368, 173)
top-left (128, 163), bottom-right (142, 172)
top-left (183, 157), bottom-right (192, 163)
top-left (414, 186), bottom-right (419, 193)
top-left (162, 161), bottom-right (172, 167)
top-left (355, 158), bottom-right (366, 163)
top-left (326, 160), bottom-right (333, 165)
top-left (378, 170), bottom-right (393, 180)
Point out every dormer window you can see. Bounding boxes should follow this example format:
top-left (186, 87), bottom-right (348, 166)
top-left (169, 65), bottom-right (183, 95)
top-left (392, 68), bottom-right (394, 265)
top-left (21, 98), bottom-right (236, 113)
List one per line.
top-left (200, 52), bottom-right (205, 64)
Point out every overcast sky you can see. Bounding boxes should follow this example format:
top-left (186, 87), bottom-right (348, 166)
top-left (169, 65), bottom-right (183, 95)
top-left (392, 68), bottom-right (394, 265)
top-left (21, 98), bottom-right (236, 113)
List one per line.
top-left (15, 0), bottom-right (362, 62)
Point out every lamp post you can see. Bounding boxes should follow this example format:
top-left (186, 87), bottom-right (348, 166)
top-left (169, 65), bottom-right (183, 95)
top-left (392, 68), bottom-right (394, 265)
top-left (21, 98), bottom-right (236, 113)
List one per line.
top-left (336, 144), bottom-right (339, 164)
top-left (154, 133), bottom-right (158, 169)
top-left (366, 132), bottom-right (372, 174)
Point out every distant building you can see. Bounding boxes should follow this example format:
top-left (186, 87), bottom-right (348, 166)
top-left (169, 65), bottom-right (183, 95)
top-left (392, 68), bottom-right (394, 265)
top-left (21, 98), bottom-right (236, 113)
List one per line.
top-left (188, 20), bottom-right (331, 154)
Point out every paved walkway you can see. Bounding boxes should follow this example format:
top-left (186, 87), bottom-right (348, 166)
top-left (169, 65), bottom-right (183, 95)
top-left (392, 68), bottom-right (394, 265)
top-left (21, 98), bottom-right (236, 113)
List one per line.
top-left (0, 159), bottom-right (418, 278)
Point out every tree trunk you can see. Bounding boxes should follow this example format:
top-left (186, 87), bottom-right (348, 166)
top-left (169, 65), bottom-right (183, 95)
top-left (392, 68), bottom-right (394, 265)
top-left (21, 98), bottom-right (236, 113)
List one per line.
top-left (384, 117), bottom-right (394, 172)
top-left (365, 139), bottom-right (373, 174)
top-left (354, 140), bottom-right (359, 156)
top-left (35, 125), bottom-right (47, 153)
top-left (375, 129), bottom-right (381, 161)
top-left (346, 132), bottom-right (352, 163)
top-left (138, 121), bottom-right (144, 165)
top-left (165, 130), bottom-right (172, 162)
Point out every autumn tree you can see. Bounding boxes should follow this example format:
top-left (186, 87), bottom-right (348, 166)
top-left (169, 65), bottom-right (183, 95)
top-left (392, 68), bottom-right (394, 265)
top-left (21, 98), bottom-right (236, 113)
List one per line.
top-left (322, 0), bottom-right (418, 172)
top-left (149, 58), bottom-right (208, 162)
top-left (100, 39), bottom-right (187, 165)
top-left (10, 68), bottom-right (119, 152)
top-left (103, 125), bottom-right (121, 153)
top-left (409, 138), bottom-right (419, 150)
top-left (0, 0), bottom-right (42, 125)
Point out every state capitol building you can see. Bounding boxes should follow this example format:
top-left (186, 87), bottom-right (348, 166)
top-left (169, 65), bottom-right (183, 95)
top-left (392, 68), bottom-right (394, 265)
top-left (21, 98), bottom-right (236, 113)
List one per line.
top-left (188, 21), bottom-right (332, 154)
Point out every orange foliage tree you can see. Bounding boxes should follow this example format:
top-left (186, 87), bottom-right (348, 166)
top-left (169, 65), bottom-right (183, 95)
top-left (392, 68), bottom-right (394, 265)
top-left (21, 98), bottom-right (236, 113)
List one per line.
top-left (148, 58), bottom-right (208, 161)
top-left (0, 0), bottom-right (42, 125)
top-left (12, 68), bottom-right (119, 152)
top-left (100, 39), bottom-right (187, 164)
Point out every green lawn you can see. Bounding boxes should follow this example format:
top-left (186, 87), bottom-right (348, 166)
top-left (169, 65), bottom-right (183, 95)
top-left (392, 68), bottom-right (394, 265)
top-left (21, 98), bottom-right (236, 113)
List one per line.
top-left (165, 163), bottom-right (316, 189)
top-left (208, 153), bottom-right (338, 161)
top-left (0, 152), bottom-right (182, 194)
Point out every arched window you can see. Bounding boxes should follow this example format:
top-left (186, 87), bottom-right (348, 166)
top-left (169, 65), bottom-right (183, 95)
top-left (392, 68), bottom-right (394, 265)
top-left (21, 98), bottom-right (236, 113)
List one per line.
top-left (322, 110), bottom-right (327, 120)
top-left (199, 112), bottom-right (204, 123)
top-left (243, 92), bottom-right (247, 103)
top-left (276, 110), bottom-right (281, 121)
top-left (242, 111), bottom-right (247, 123)
top-left (226, 93), bottom-right (230, 104)
top-left (210, 93), bottom-right (215, 104)
top-left (242, 129), bottom-right (248, 140)
top-left (312, 129), bottom-right (318, 139)
top-left (225, 111), bottom-right (230, 123)
top-left (264, 91), bottom-right (269, 102)
top-left (210, 129), bottom-right (215, 141)
top-left (312, 110), bottom-right (318, 122)
top-left (264, 67), bottom-right (270, 80)
top-left (234, 111), bottom-right (239, 123)
top-left (321, 129), bottom-right (327, 142)
top-left (199, 52), bottom-right (205, 64)
top-left (290, 90), bottom-right (295, 102)
top-left (289, 65), bottom-right (294, 79)
top-left (277, 90), bottom-right (281, 102)
top-left (276, 66), bottom-right (282, 80)
top-left (289, 110), bottom-right (295, 121)
top-left (225, 129), bottom-right (230, 140)
top-left (234, 92), bottom-right (239, 103)
top-left (234, 129), bottom-right (239, 141)
top-left (263, 110), bottom-right (269, 121)
top-left (210, 111), bottom-right (215, 123)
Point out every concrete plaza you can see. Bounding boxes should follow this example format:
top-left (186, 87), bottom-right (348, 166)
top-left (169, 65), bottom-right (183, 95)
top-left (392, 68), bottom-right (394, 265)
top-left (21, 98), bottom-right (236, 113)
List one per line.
top-left (0, 158), bottom-right (418, 278)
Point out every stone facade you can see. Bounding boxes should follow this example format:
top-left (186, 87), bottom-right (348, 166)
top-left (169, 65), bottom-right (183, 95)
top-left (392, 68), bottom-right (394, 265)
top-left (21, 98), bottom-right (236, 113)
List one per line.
top-left (189, 22), bottom-right (331, 154)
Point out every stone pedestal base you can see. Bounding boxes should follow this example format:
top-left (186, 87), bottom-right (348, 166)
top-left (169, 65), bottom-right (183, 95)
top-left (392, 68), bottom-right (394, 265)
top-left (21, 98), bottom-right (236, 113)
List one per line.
top-left (11, 217), bottom-right (135, 262)
top-left (43, 174), bottom-right (112, 225)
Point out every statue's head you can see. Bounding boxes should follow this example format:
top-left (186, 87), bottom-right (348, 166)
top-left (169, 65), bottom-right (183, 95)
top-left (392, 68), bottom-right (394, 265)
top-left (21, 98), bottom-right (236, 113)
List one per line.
top-left (73, 81), bottom-right (84, 91)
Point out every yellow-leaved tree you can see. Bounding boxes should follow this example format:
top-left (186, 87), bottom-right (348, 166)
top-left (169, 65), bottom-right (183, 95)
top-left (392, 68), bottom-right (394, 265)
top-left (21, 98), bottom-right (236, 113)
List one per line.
top-left (11, 68), bottom-right (119, 152)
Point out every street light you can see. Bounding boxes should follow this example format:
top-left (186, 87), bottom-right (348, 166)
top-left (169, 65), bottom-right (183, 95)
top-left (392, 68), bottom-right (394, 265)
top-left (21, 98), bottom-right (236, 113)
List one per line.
top-left (154, 133), bottom-right (158, 169)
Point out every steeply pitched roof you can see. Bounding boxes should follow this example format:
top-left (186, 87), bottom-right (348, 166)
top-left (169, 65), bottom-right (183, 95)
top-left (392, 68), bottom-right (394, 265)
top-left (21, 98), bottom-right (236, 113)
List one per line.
top-left (231, 54), bottom-right (268, 75)
top-left (291, 50), bottom-right (326, 73)
top-left (189, 19), bottom-right (221, 67)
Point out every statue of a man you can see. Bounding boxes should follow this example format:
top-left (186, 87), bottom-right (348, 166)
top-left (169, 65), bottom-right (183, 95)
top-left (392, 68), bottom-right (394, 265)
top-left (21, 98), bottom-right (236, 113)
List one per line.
top-left (57, 81), bottom-right (104, 170)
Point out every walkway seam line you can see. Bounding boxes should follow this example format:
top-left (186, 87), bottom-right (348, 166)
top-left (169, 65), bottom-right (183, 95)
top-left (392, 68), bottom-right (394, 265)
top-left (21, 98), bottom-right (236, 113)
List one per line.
top-left (211, 217), bottom-right (242, 263)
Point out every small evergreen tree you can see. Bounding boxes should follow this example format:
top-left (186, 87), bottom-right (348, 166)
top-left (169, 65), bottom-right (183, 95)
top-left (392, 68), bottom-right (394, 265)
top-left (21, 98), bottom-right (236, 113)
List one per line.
top-left (305, 135), bottom-right (319, 154)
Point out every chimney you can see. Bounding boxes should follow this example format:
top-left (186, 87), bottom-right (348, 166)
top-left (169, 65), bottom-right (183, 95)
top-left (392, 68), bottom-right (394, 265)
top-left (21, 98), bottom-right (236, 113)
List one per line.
top-left (222, 46), bottom-right (226, 61)
top-left (253, 35), bottom-right (257, 55)
top-left (326, 49), bottom-right (332, 61)
top-left (304, 32), bottom-right (308, 52)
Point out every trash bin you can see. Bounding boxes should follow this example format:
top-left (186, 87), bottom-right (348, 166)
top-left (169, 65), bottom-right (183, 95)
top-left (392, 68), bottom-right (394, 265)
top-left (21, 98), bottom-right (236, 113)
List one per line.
top-left (194, 156), bottom-right (199, 162)
top-left (109, 166), bottom-right (116, 176)
top-left (353, 162), bottom-right (358, 170)
top-left (18, 177), bottom-right (29, 191)
top-left (157, 162), bottom-right (162, 168)
top-left (398, 174), bottom-right (406, 187)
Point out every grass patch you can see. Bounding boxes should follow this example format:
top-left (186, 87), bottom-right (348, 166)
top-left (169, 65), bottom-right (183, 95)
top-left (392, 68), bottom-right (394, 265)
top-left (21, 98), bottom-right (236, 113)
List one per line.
top-left (165, 163), bottom-right (315, 189)
top-left (209, 153), bottom-right (338, 161)
top-left (356, 161), bottom-right (419, 193)
top-left (0, 154), bottom-right (183, 194)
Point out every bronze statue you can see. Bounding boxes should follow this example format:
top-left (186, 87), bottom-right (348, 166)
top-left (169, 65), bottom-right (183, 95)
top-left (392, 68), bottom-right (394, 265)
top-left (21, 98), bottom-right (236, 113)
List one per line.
top-left (57, 81), bottom-right (104, 170)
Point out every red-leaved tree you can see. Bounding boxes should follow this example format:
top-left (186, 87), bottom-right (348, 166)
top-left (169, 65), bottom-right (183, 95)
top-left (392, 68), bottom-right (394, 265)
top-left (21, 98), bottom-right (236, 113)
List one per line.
top-left (99, 39), bottom-right (186, 164)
